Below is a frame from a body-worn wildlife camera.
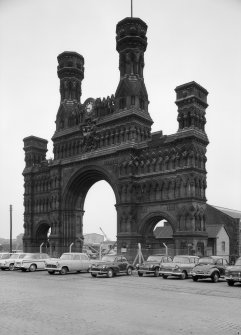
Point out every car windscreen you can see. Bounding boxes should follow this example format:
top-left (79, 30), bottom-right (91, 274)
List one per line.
top-left (235, 259), bottom-right (241, 266)
top-left (173, 257), bottom-right (190, 263)
top-left (101, 255), bottom-right (116, 262)
top-left (198, 257), bottom-right (215, 265)
top-left (60, 254), bottom-right (73, 260)
top-left (147, 256), bottom-right (163, 262)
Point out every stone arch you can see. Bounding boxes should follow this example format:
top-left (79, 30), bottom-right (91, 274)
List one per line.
top-left (139, 211), bottom-right (177, 236)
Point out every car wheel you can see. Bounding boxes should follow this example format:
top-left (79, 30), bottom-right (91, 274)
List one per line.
top-left (127, 267), bottom-right (132, 276)
top-left (91, 273), bottom-right (97, 277)
top-left (29, 264), bottom-right (37, 272)
top-left (211, 272), bottom-right (219, 283)
top-left (60, 267), bottom-right (68, 275)
top-left (138, 271), bottom-right (143, 277)
top-left (107, 269), bottom-right (114, 278)
top-left (162, 275), bottom-right (168, 279)
top-left (154, 268), bottom-right (159, 277)
top-left (9, 263), bottom-right (15, 271)
top-left (227, 280), bottom-right (234, 286)
top-left (181, 271), bottom-right (188, 280)
top-left (192, 276), bottom-right (198, 282)
top-left (48, 271), bottom-right (55, 275)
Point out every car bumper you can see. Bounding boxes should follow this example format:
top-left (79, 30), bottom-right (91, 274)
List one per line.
top-left (138, 269), bottom-right (156, 274)
top-left (159, 270), bottom-right (183, 277)
top-left (190, 272), bottom-right (211, 278)
top-left (90, 270), bottom-right (108, 275)
top-left (45, 267), bottom-right (60, 272)
top-left (225, 275), bottom-right (241, 282)
top-left (0, 266), bottom-right (9, 270)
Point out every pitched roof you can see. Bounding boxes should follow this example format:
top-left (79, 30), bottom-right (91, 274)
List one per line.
top-left (154, 225), bottom-right (173, 239)
top-left (212, 206), bottom-right (241, 219)
top-left (206, 225), bottom-right (222, 238)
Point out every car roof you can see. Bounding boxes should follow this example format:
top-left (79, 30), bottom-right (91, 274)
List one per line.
top-left (174, 255), bottom-right (199, 258)
top-left (62, 252), bottom-right (87, 255)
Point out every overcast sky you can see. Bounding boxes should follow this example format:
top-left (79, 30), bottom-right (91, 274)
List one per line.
top-left (0, 0), bottom-right (240, 240)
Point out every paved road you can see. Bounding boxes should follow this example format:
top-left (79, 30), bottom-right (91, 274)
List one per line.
top-left (0, 270), bottom-right (241, 335)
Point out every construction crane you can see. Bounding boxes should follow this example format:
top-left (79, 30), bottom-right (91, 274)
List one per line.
top-left (99, 227), bottom-right (110, 241)
top-left (99, 227), bottom-right (117, 256)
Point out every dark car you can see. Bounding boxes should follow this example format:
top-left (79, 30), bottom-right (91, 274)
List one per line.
top-left (225, 257), bottom-right (241, 286)
top-left (136, 254), bottom-right (172, 277)
top-left (190, 256), bottom-right (228, 283)
top-left (89, 255), bottom-right (134, 278)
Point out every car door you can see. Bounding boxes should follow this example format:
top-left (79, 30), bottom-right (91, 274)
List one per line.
top-left (120, 256), bottom-right (128, 271)
top-left (72, 254), bottom-right (81, 271)
top-left (216, 258), bottom-right (225, 276)
top-left (80, 254), bottom-right (90, 271)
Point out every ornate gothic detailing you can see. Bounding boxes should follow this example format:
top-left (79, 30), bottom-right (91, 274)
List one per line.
top-left (175, 81), bottom-right (208, 133)
top-left (119, 144), bottom-right (207, 177)
top-left (23, 136), bottom-right (48, 168)
top-left (57, 51), bottom-right (84, 102)
top-left (177, 204), bottom-right (206, 232)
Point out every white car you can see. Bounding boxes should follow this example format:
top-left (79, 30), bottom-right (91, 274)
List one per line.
top-left (0, 253), bottom-right (27, 271)
top-left (45, 252), bottom-right (92, 275)
top-left (14, 253), bottom-right (50, 272)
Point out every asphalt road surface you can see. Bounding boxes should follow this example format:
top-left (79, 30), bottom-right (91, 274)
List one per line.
top-left (0, 270), bottom-right (241, 335)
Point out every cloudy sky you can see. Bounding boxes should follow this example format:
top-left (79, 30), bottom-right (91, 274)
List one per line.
top-left (0, 0), bottom-right (240, 240)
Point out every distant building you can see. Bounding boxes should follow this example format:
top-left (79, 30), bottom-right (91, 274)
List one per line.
top-left (154, 204), bottom-right (241, 260)
top-left (83, 233), bottom-right (104, 245)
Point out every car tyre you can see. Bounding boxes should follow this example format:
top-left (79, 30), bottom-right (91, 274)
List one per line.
top-left (9, 263), bottom-right (15, 271)
top-left (91, 273), bottom-right (97, 277)
top-left (107, 268), bottom-right (114, 278)
top-left (60, 267), bottom-right (68, 275)
top-left (227, 280), bottom-right (234, 286)
top-left (154, 268), bottom-right (159, 277)
top-left (181, 271), bottom-right (188, 280)
top-left (138, 271), bottom-right (143, 277)
top-left (192, 276), bottom-right (198, 282)
top-left (48, 271), bottom-right (55, 275)
top-left (211, 272), bottom-right (219, 283)
top-left (162, 275), bottom-right (168, 279)
top-left (127, 267), bottom-right (132, 276)
top-left (29, 264), bottom-right (37, 272)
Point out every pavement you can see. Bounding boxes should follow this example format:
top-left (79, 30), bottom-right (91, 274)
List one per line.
top-left (0, 270), bottom-right (241, 335)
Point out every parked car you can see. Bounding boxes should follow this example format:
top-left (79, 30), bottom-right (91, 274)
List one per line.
top-left (45, 252), bottom-right (92, 275)
top-left (159, 255), bottom-right (199, 279)
top-left (90, 255), bottom-right (134, 278)
top-left (225, 257), bottom-right (241, 286)
top-left (0, 253), bottom-right (27, 270)
top-left (190, 256), bottom-right (228, 283)
top-left (136, 254), bottom-right (172, 277)
top-left (14, 253), bottom-right (50, 272)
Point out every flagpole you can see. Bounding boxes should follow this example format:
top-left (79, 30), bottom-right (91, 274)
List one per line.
top-left (10, 204), bottom-right (12, 253)
top-left (131, 0), bottom-right (133, 17)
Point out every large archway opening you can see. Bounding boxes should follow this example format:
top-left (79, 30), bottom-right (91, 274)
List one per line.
top-left (139, 213), bottom-right (176, 258)
top-left (83, 180), bottom-right (117, 257)
top-left (61, 166), bottom-right (119, 254)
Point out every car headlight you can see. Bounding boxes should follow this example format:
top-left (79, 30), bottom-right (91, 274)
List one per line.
top-left (56, 262), bottom-right (60, 267)
top-left (136, 264), bottom-right (139, 269)
top-left (174, 265), bottom-right (179, 270)
top-left (102, 265), bottom-right (107, 269)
